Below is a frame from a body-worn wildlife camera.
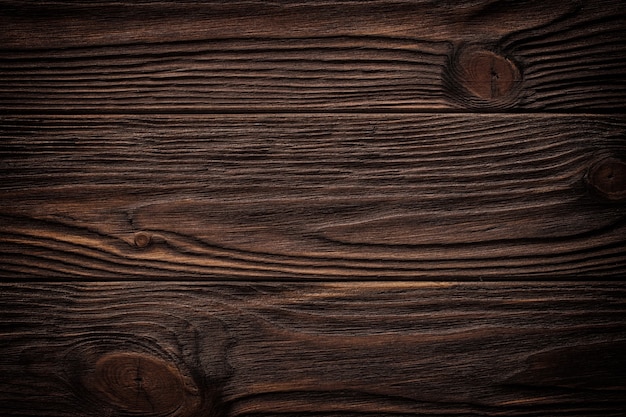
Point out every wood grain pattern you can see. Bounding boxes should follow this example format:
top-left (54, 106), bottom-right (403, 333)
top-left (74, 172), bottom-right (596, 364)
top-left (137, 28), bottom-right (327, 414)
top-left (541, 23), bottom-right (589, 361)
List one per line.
top-left (1, 114), bottom-right (625, 279)
top-left (1, 281), bottom-right (625, 416)
top-left (2, 1), bottom-right (626, 415)
top-left (1, 0), bottom-right (625, 111)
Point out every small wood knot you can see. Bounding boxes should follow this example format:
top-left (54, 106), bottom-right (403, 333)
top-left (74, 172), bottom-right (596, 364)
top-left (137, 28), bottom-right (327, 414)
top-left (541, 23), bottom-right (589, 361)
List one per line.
top-left (457, 49), bottom-right (520, 100)
top-left (586, 157), bottom-right (626, 202)
top-left (87, 352), bottom-right (200, 416)
top-left (134, 232), bottom-right (152, 248)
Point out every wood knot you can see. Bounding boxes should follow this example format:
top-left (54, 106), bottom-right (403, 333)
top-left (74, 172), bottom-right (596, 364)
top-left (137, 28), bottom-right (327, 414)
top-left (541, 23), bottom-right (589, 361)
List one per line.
top-left (134, 232), bottom-right (152, 248)
top-left (457, 49), bottom-right (520, 100)
top-left (586, 157), bottom-right (626, 202)
top-left (85, 352), bottom-right (201, 416)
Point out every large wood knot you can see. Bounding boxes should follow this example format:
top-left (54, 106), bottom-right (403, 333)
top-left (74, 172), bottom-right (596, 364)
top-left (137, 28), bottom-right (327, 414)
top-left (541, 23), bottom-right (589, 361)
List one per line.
top-left (85, 352), bottom-right (201, 416)
top-left (445, 45), bottom-right (521, 108)
top-left (586, 157), bottom-right (626, 202)
top-left (458, 49), bottom-right (520, 100)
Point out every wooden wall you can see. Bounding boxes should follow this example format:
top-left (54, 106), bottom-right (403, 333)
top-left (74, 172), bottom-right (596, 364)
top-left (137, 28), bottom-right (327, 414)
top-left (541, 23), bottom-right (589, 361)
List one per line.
top-left (1, 1), bottom-right (625, 416)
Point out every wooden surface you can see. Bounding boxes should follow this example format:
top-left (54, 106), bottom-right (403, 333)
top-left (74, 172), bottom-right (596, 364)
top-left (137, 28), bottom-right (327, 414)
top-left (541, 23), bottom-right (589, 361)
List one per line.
top-left (1, 282), bottom-right (626, 416)
top-left (1, 114), bottom-right (625, 279)
top-left (1, 1), bottom-right (626, 111)
top-left (1, 0), bottom-right (626, 416)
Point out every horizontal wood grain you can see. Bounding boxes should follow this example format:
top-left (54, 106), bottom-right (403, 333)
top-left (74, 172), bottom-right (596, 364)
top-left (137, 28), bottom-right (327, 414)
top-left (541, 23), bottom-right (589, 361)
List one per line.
top-left (1, 281), bottom-right (625, 416)
top-left (3, 2), bottom-right (625, 416)
top-left (1, 0), bottom-right (625, 111)
top-left (1, 114), bottom-right (625, 279)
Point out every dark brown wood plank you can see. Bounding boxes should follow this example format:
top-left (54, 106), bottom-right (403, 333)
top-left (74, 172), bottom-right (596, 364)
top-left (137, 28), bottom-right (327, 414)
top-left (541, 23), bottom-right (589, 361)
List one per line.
top-left (1, 114), bottom-right (625, 279)
top-left (1, 0), bottom-right (625, 111)
top-left (1, 281), bottom-right (625, 416)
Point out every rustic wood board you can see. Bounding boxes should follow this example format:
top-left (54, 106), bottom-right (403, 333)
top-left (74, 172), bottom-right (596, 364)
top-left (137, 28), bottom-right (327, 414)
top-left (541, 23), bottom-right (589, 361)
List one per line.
top-left (1, 0), bottom-right (625, 111)
top-left (1, 282), bottom-right (625, 417)
top-left (1, 0), bottom-right (626, 415)
top-left (1, 114), bottom-right (625, 279)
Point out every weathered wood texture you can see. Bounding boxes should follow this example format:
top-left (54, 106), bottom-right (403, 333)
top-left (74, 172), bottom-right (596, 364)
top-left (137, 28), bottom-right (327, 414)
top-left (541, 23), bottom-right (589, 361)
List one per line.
top-left (1, 0), bottom-right (625, 111)
top-left (1, 282), bottom-right (625, 417)
top-left (2, 1), bottom-right (626, 416)
top-left (1, 114), bottom-right (625, 279)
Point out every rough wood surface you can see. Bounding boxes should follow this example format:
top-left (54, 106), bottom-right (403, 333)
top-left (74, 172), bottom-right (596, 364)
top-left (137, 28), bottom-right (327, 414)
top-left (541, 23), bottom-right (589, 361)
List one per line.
top-left (2, 1), bottom-right (626, 415)
top-left (1, 0), bottom-right (625, 111)
top-left (1, 282), bottom-right (625, 417)
top-left (1, 114), bottom-right (625, 279)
